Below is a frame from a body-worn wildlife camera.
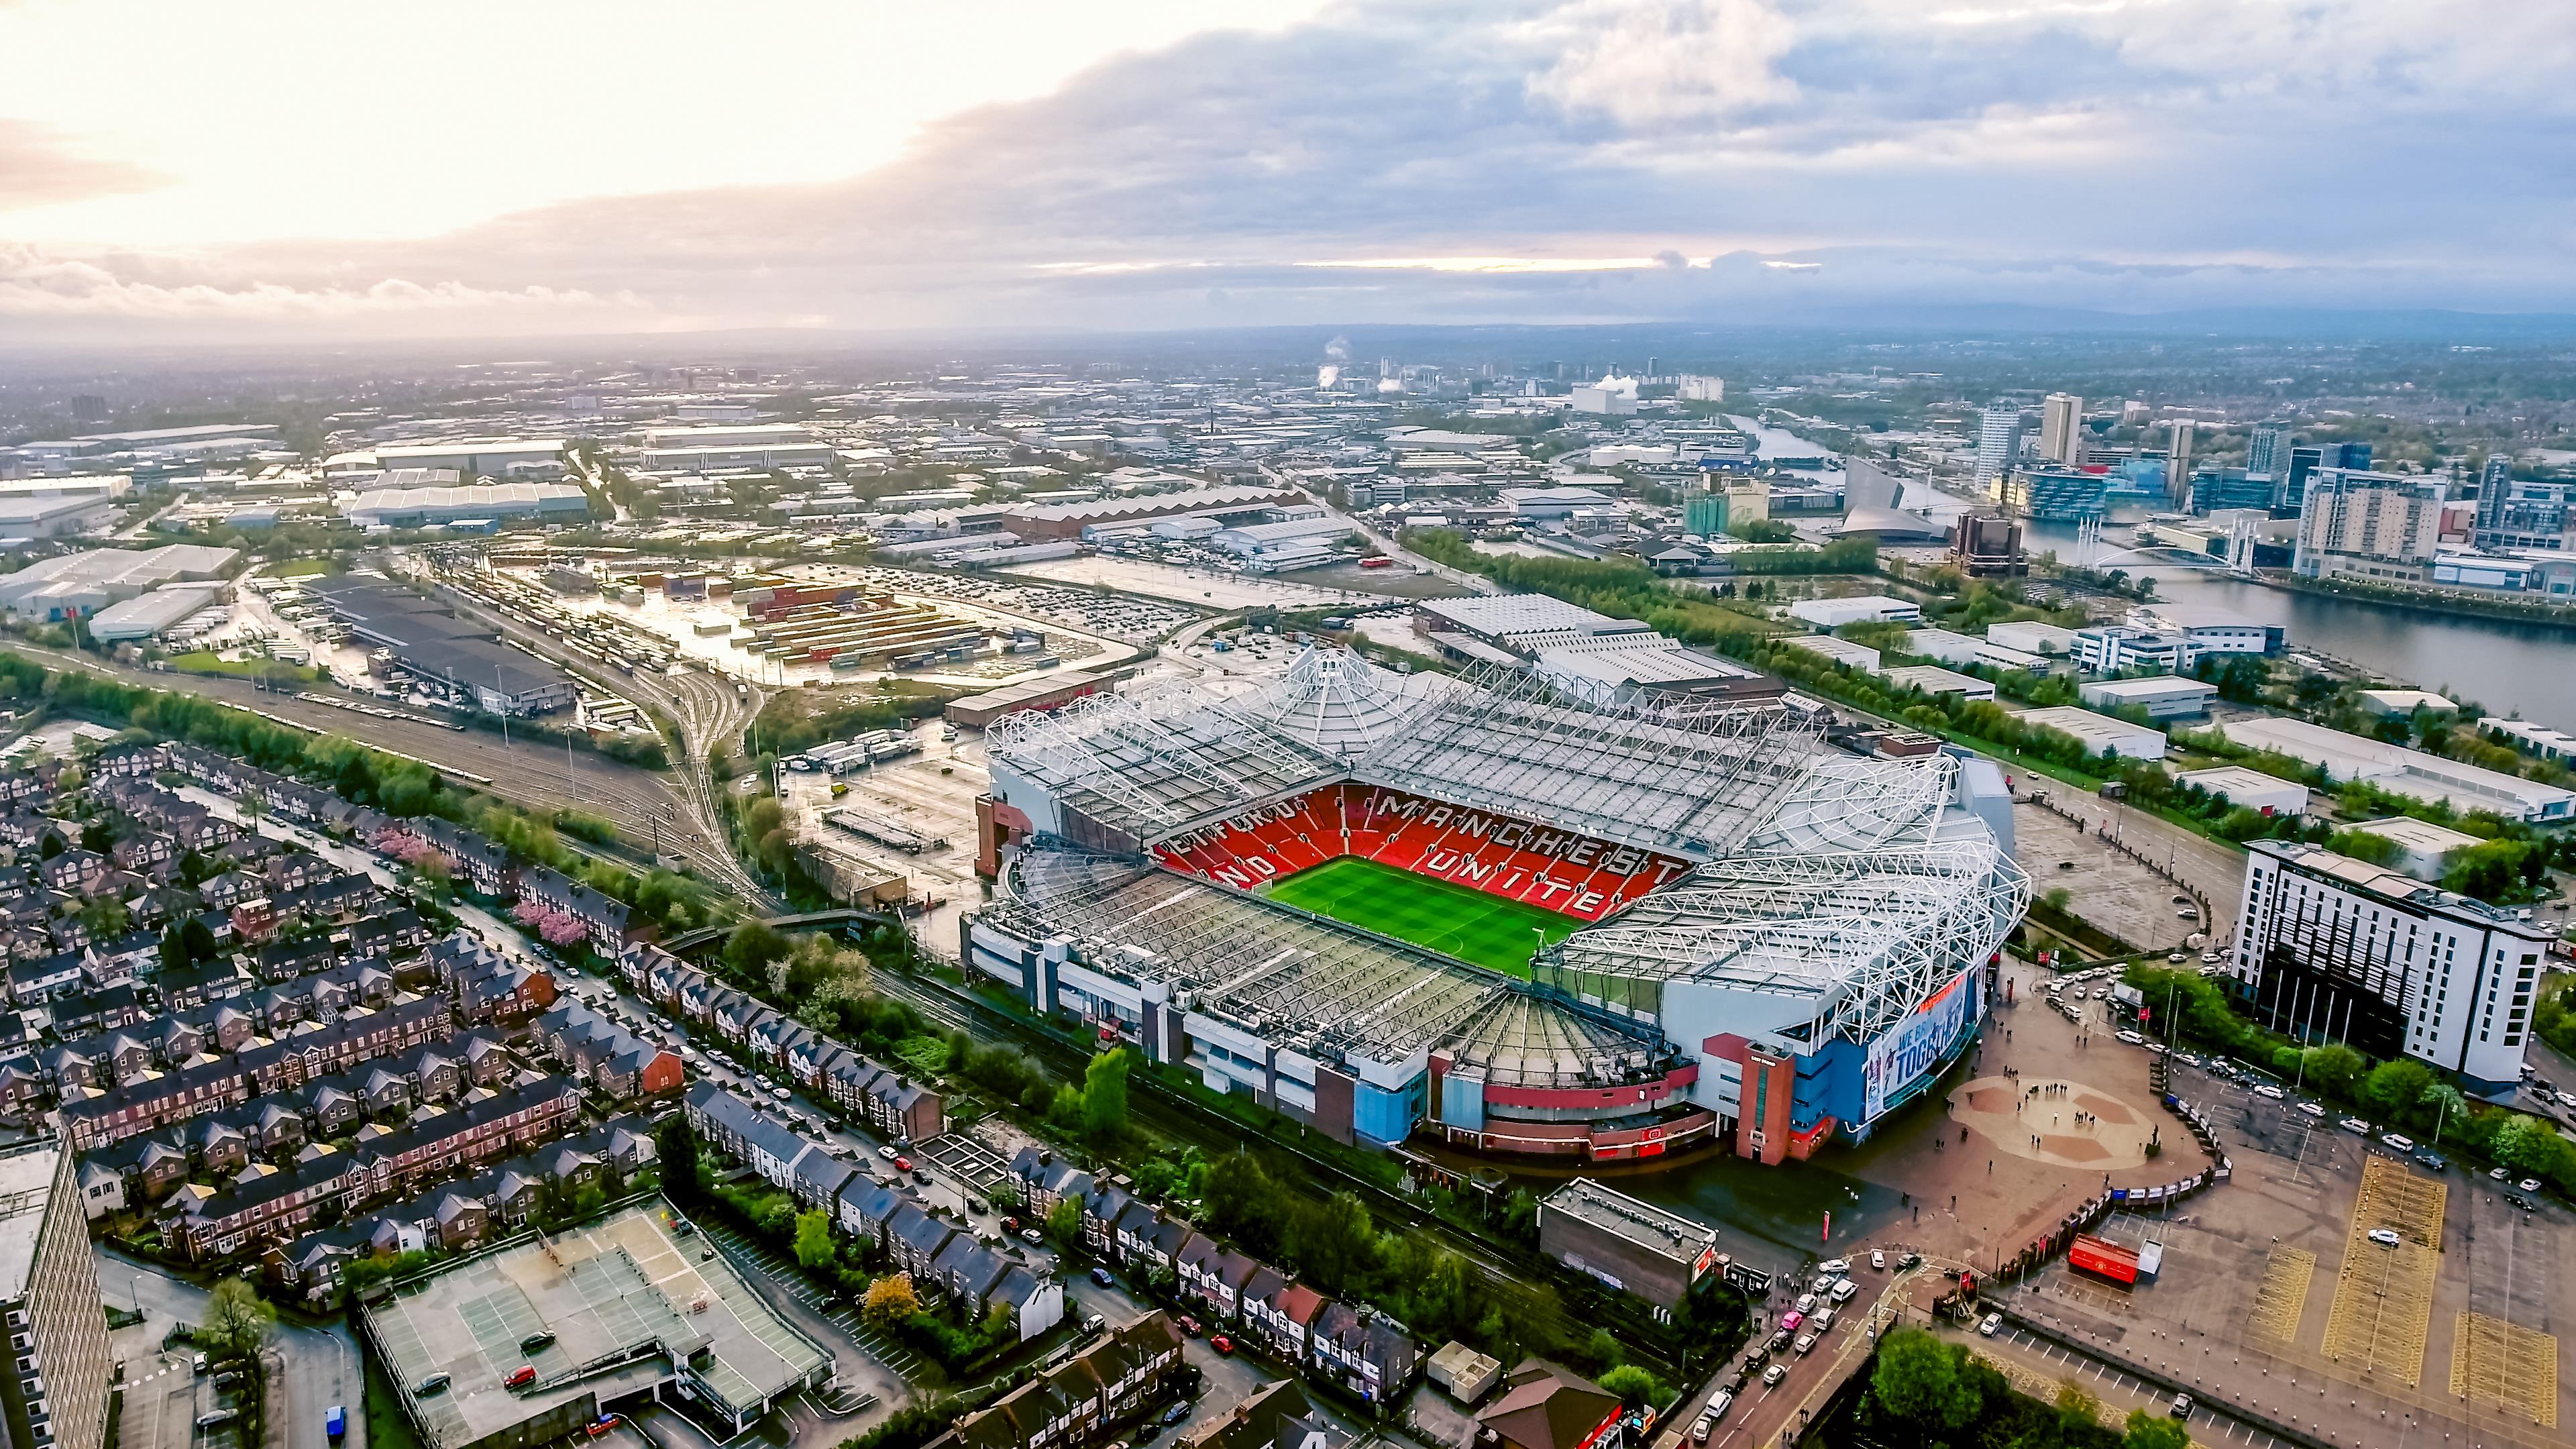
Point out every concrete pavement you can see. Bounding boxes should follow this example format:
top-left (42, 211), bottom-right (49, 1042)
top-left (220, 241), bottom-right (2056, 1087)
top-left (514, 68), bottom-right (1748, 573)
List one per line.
top-left (99, 1250), bottom-right (360, 1449)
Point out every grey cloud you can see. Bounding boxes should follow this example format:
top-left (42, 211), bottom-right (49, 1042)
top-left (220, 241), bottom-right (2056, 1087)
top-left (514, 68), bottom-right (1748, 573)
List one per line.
top-left (15, 0), bottom-right (2576, 337)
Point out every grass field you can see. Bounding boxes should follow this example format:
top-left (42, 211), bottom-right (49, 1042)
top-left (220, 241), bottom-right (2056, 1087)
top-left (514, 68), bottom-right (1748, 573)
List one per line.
top-left (1264, 856), bottom-right (1580, 976)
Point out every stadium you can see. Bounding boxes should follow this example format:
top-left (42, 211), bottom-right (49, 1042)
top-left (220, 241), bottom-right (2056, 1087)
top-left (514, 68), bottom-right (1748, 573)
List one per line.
top-left (964, 643), bottom-right (2030, 1167)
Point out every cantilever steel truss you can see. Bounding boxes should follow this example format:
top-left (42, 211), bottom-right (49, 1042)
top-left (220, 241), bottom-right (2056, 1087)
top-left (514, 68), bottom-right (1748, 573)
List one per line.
top-left (985, 680), bottom-right (1339, 835)
top-left (1350, 660), bottom-right (1825, 858)
top-left (1546, 768), bottom-right (2029, 1046)
top-left (1240, 648), bottom-right (1450, 759)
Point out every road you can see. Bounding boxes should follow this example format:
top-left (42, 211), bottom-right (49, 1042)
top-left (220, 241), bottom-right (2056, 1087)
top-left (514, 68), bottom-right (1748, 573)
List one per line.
top-left (1259, 464), bottom-right (1501, 596)
top-left (99, 1250), bottom-right (359, 1449)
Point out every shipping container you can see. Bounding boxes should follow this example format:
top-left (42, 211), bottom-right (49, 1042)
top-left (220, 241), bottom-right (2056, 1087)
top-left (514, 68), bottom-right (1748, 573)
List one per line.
top-left (2069, 1234), bottom-right (2140, 1285)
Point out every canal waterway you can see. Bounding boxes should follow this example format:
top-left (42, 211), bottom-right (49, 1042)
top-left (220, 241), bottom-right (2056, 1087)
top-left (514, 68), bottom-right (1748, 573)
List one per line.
top-left (2012, 515), bottom-right (2576, 727)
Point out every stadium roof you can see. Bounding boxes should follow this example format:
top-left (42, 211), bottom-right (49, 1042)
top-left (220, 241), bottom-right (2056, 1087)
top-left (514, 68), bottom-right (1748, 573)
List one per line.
top-left (985, 648), bottom-right (1827, 860)
top-left (1539, 754), bottom-right (2030, 1046)
top-left (987, 846), bottom-right (1668, 1084)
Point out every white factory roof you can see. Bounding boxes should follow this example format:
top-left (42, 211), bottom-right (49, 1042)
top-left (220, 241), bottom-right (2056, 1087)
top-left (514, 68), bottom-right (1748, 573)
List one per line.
top-left (2015, 706), bottom-right (2168, 759)
top-left (2080, 676), bottom-right (2218, 704)
top-left (0, 544), bottom-right (235, 607)
top-left (2173, 765), bottom-right (2308, 812)
top-left (2222, 715), bottom-right (2575, 822)
top-left (85, 584), bottom-right (227, 641)
top-left (1417, 594), bottom-right (1634, 641)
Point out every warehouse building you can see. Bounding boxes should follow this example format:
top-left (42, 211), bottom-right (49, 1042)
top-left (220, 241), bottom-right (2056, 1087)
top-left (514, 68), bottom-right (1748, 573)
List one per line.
top-left (2016, 706), bottom-right (2167, 761)
top-left (2221, 716), bottom-right (2575, 823)
top-left (1006, 484), bottom-right (1300, 541)
top-left (0, 544), bottom-right (237, 623)
top-left (84, 583), bottom-right (229, 642)
top-left (372, 439), bottom-right (568, 478)
top-left (2078, 676), bottom-right (2218, 720)
top-left (362, 1199), bottom-right (830, 1449)
top-left (342, 481), bottom-right (592, 530)
top-left (1536, 1179), bottom-right (1717, 1314)
top-left (309, 578), bottom-right (576, 714)
top-left (2172, 765), bottom-right (2307, 817)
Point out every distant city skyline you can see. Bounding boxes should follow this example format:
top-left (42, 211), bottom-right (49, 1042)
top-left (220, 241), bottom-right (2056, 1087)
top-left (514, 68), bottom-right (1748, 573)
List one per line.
top-left (2, 0), bottom-right (2569, 340)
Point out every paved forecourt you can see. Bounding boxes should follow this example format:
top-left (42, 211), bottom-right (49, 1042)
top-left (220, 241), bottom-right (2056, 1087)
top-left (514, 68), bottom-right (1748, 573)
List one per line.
top-left (1262, 855), bottom-right (1582, 975)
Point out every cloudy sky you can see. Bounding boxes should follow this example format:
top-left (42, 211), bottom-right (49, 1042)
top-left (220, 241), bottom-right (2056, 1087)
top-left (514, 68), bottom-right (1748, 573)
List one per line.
top-left (1, 0), bottom-right (2565, 340)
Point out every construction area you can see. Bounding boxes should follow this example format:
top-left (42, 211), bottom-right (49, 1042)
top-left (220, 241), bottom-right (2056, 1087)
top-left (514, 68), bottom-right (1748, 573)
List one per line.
top-left (360, 1199), bottom-right (833, 1449)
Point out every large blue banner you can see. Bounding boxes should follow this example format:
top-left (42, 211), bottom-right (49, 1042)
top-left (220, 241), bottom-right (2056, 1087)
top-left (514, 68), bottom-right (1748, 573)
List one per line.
top-left (1862, 967), bottom-right (1978, 1122)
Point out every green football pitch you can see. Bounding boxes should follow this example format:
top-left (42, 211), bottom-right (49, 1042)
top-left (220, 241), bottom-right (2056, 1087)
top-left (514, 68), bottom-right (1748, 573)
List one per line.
top-left (1263, 856), bottom-right (1582, 976)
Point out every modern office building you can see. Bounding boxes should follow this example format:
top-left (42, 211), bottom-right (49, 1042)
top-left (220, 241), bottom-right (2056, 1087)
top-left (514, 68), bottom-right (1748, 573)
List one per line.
top-left (2128, 605), bottom-right (2282, 656)
top-left (0, 1140), bottom-right (114, 1449)
top-left (2229, 841), bottom-right (2553, 1095)
top-left (2165, 421), bottom-right (2196, 508)
top-left (2293, 469), bottom-right (2449, 582)
top-left (2070, 625), bottom-right (2194, 674)
top-left (2245, 421), bottom-right (2291, 482)
top-left (2037, 394), bottom-right (2084, 465)
top-left (2005, 466), bottom-right (2110, 522)
top-left (1975, 408), bottom-right (2025, 486)
top-left (2471, 456), bottom-right (2576, 551)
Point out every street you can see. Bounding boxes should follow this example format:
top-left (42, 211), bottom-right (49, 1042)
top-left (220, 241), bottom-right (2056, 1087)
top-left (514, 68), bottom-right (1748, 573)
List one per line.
top-left (98, 1250), bottom-right (359, 1449)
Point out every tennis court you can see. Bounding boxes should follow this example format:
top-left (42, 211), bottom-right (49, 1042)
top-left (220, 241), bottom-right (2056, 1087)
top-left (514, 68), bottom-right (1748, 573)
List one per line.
top-left (1263, 856), bottom-right (1580, 976)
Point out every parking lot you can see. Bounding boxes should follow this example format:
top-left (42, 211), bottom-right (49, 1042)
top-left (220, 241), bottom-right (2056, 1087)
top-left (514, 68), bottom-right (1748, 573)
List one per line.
top-left (1997, 1052), bottom-right (2575, 1446)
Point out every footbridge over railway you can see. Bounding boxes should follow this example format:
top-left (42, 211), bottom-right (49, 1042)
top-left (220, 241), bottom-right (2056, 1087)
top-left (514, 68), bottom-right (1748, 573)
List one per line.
top-left (661, 908), bottom-right (897, 955)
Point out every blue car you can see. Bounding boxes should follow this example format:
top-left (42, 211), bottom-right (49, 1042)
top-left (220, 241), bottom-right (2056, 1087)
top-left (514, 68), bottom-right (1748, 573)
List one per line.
top-left (1090, 1267), bottom-right (1116, 1288)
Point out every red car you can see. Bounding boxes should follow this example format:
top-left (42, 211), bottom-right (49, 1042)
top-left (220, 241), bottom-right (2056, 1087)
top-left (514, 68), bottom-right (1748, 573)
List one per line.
top-left (1177, 1316), bottom-right (1203, 1338)
top-left (1002, 1216), bottom-right (1020, 1232)
top-left (1210, 1335), bottom-right (1234, 1355)
top-left (506, 1367), bottom-right (537, 1389)
top-left (893, 1157), bottom-right (912, 1173)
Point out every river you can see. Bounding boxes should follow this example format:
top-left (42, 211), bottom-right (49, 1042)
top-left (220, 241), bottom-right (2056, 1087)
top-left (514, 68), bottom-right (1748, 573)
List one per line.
top-left (2010, 514), bottom-right (2576, 727)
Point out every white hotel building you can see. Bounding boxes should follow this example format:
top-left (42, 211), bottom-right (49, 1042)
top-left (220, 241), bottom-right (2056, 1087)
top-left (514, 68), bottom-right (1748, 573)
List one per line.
top-left (2231, 841), bottom-right (2554, 1095)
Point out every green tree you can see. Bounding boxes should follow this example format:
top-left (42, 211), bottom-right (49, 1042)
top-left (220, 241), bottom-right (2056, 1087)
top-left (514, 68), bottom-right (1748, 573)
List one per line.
top-left (1285, 1191), bottom-right (1377, 1296)
top-left (2124, 1409), bottom-right (2191, 1449)
top-left (159, 924), bottom-right (189, 973)
top-left (2361, 1059), bottom-right (2436, 1125)
top-left (2300, 1044), bottom-right (2367, 1100)
top-left (794, 1210), bottom-right (836, 1269)
top-left (655, 1116), bottom-right (700, 1203)
top-left (180, 914), bottom-right (218, 962)
top-left (1198, 1151), bottom-right (1277, 1247)
top-left (199, 1277), bottom-right (275, 1364)
top-left (1595, 1364), bottom-right (1660, 1408)
top-left (1081, 1048), bottom-right (1132, 1140)
top-left (1868, 1328), bottom-right (1979, 1437)
top-left (1044, 1196), bottom-right (1084, 1248)
top-left (2054, 1380), bottom-right (2102, 1434)
top-left (80, 893), bottom-right (128, 941)
top-left (723, 920), bottom-right (790, 981)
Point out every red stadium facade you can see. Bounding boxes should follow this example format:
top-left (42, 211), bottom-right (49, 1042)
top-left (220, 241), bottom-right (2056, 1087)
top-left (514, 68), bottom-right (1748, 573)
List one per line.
top-left (1150, 783), bottom-right (1696, 922)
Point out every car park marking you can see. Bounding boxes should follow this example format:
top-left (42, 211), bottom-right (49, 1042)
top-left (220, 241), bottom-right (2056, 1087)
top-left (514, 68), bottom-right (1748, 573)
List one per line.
top-left (2451, 1312), bottom-right (2558, 1428)
top-left (2245, 1247), bottom-right (2315, 1344)
top-left (2320, 1156), bottom-right (2440, 1387)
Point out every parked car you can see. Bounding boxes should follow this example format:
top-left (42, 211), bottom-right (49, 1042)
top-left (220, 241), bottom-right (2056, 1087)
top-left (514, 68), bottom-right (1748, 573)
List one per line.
top-left (2381, 1132), bottom-right (2416, 1151)
top-left (2367, 1228), bottom-right (2401, 1248)
top-left (2255, 1084), bottom-right (2286, 1101)
top-left (1091, 1267), bottom-right (1117, 1288)
top-left (2518, 1177), bottom-right (2543, 1193)
top-left (2296, 1101), bottom-right (2323, 1117)
top-left (2339, 1117), bottom-right (2371, 1134)
top-left (1817, 1258), bottom-right (1849, 1275)
top-left (1177, 1316), bottom-right (1203, 1338)
top-left (1793, 1334), bottom-right (1816, 1356)
top-left (1978, 1313), bottom-right (2001, 1336)
top-left (1211, 1335), bottom-right (1235, 1355)
top-left (1794, 1293), bottom-right (1817, 1315)
top-left (892, 1157), bottom-right (912, 1173)
top-left (1870, 1249), bottom-right (1886, 1271)
top-left (1762, 1364), bottom-right (1787, 1388)
top-left (878, 1145), bottom-right (897, 1161)
top-left (2171, 1393), bottom-right (2194, 1420)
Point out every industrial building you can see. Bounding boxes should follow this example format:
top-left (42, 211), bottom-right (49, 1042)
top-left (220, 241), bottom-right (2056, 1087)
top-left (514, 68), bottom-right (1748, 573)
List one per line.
top-left (83, 583), bottom-right (229, 642)
top-left (966, 645), bottom-right (2027, 1168)
top-left (362, 1200), bottom-right (832, 1449)
top-left (342, 481), bottom-right (592, 530)
top-left (2078, 676), bottom-right (2218, 720)
top-left (2015, 706), bottom-right (2167, 761)
top-left (1536, 1179), bottom-right (1717, 1313)
top-left (372, 439), bottom-right (568, 478)
top-left (2229, 841), bottom-right (2555, 1095)
top-left (308, 578), bottom-right (577, 715)
top-left (0, 475), bottom-right (125, 541)
top-left (639, 425), bottom-right (833, 472)
top-left (2220, 716), bottom-right (2575, 823)
top-left (2171, 765), bottom-right (2307, 817)
top-left (1785, 595), bottom-right (1922, 629)
top-left (1005, 484), bottom-right (1300, 541)
top-left (0, 1140), bottom-right (113, 1449)
top-left (0, 544), bottom-right (237, 623)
